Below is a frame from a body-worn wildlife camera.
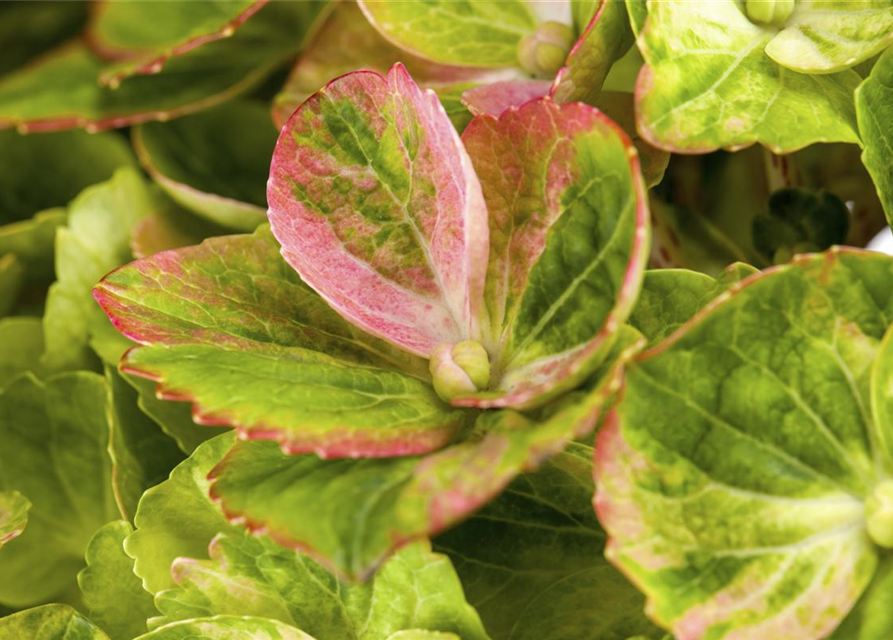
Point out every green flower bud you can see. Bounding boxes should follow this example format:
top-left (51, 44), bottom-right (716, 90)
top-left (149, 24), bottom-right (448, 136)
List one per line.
top-left (866, 480), bottom-right (893, 548)
top-left (746, 0), bottom-right (796, 27)
top-left (518, 21), bottom-right (574, 79)
top-left (429, 340), bottom-right (490, 402)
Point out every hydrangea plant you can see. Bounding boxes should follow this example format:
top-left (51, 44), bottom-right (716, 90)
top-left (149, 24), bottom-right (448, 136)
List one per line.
top-left (92, 63), bottom-right (649, 578)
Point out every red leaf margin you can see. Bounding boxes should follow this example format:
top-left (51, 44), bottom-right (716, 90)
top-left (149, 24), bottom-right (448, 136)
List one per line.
top-left (453, 96), bottom-right (651, 410)
top-left (593, 247), bottom-right (888, 640)
top-left (207, 329), bottom-right (644, 583)
top-left (86, 0), bottom-right (270, 88)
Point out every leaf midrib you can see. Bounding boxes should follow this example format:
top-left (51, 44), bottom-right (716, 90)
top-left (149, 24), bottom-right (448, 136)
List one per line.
top-left (501, 172), bottom-right (628, 373)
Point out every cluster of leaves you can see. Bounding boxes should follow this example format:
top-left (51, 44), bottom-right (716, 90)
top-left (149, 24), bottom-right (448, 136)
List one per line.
top-left (3, 2), bottom-right (893, 640)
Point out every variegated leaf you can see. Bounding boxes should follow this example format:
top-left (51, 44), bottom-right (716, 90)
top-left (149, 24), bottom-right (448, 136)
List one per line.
top-left (94, 227), bottom-right (460, 459)
top-left (597, 249), bottom-right (893, 640)
top-left (765, 1), bottom-right (893, 74)
top-left (635, 0), bottom-right (862, 153)
top-left (357, 0), bottom-right (538, 68)
top-left (268, 64), bottom-right (489, 357)
top-left (208, 327), bottom-right (641, 580)
top-left (456, 98), bottom-right (648, 409)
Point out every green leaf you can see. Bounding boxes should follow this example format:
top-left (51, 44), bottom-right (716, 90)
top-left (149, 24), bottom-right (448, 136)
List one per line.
top-left (156, 536), bottom-right (489, 640)
top-left (48, 180), bottom-right (216, 370)
top-left (268, 64), bottom-right (490, 358)
top-left (0, 2), bottom-right (87, 77)
top-left (125, 433), bottom-right (238, 595)
top-left (106, 367), bottom-right (185, 521)
top-left (435, 444), bottom-right (663, 640)
top-left (551, 0), bottom-right (633, 105)
top-left (0, 491), bottom-right (28, 551)
top-left (629, 263), bottom-right (758, 348)
top-left (87, 1), bottom-right (269, 86)
top-left (572, 0), bottom-right (600, 34)
top-left (78, 521), bottom-right (157, 640)
top-left (457, 98), bottom-right (648, 409)
top-left (597, 249), bottom-right (893, 639)
top-left (134, 101), bottom-right (278, 231)
top-left (0, 1), bottom-right (326, 134)
top-left (625, 0), bottom-right (648, 38)
top-left (0, 604), bottom-right (109, 640)
top-left (136, 616), bottom-right (315, 640)
top-left (274, 1), bottom-right (401, 128)
top-left (95, 225), bottom-right (462, 459)
top-left (124, 374), bottom-right (226, 455)
top-left (128, 434), bottom-right (489, 640)
top-left (636, 0), bottom-right (862, 152)
top-left (0, 317), bottom-right (45, 389)
top-left (129, 200), bottom-right (227, 260)
top-left (871, 316), bottom-right (893, 478)
top-left (207, 444), bottom-right (419, 581)
top-left (357, 0), bottom-right (538, 68)
top-left (208, 328), bottom-right (640, 581)
top-left (386, 634), bottom-right (459, 640)
top-left (0, 373), bottom-right (118, 607)
top-left (829, 556), bottom-right (893, 640)
top-left (856, 46), bottom-right (893, 228)
top-left (764, 1), bottom-right (893, 74)
top-left (0, 43), bottom-right (277, 133)
top-left (0, 253), bottom-right (22, 317)
top-left (43, 168), bottom-right (155, 373)
top-left (0, 207), bottom-right (66, 284)
top-left (601, 45), bottom-right (644, 93)
top-left (0, 128), bottom-right (134, 225)
top-left (591, 92), bottom-right (668, 189)
top-left (272, 2), bottom-right (496, 131)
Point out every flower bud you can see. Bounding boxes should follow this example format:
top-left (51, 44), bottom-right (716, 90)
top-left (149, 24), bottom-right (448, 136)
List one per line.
top-left (518, 21), bottom-right (574, 79)
top-left (746, 0), bottom-right (796, 27)
top-left (429, 341), bottom-right (490, 402)
top-left (866, 480), bottom-right (893, 548)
